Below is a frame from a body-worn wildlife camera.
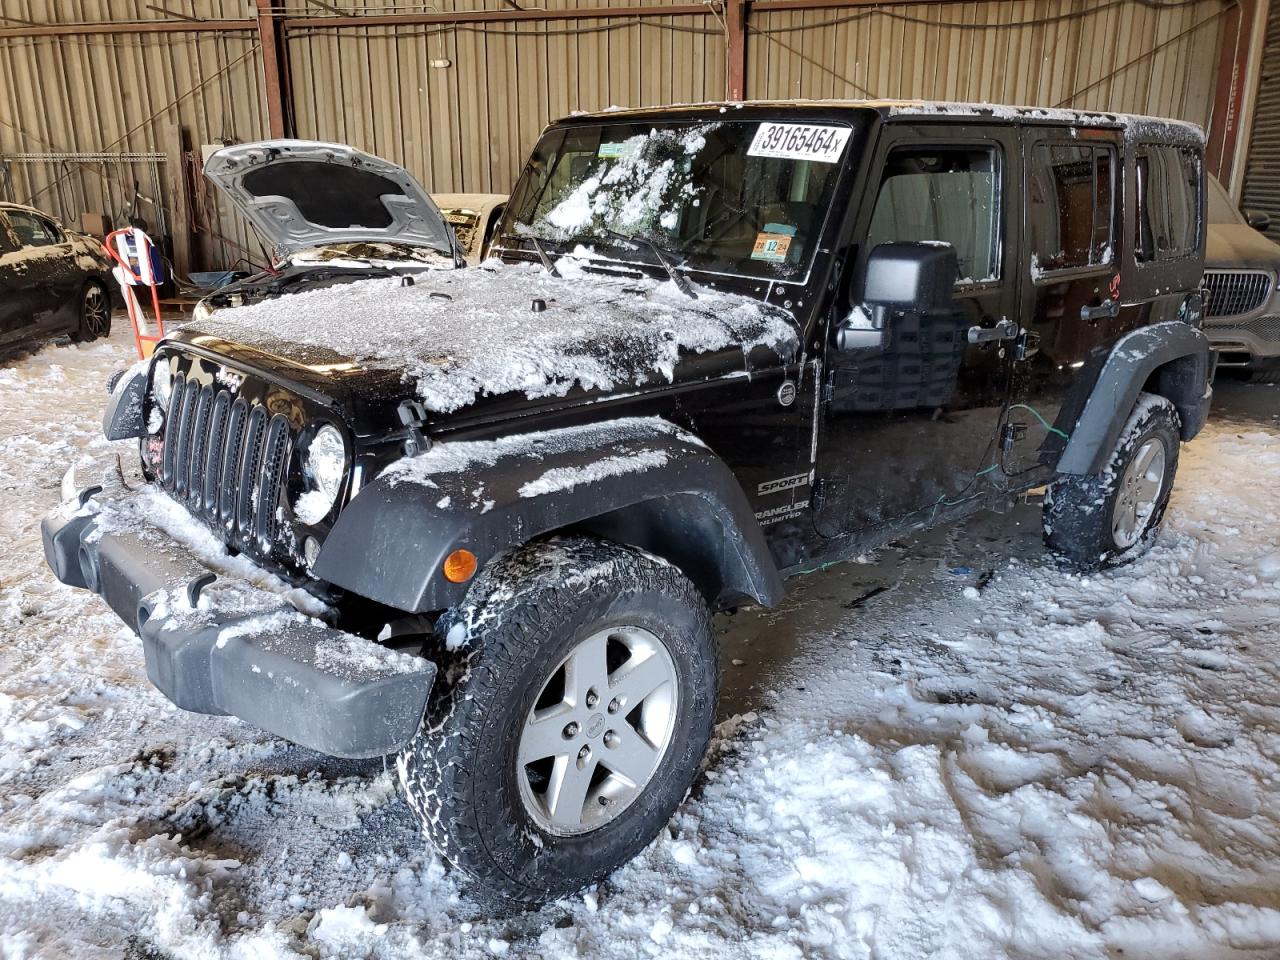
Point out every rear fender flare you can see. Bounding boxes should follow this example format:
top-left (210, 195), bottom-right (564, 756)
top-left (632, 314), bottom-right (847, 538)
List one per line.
top-left (1056, 321), bottom-right (1212, 476)
top-left (314, 418), bottom-right (783, 613)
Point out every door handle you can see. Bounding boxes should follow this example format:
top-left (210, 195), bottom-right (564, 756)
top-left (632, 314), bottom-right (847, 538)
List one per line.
top-left (1080, 299), bottom-right (1120, 321)
top-left (967, 318), bottom-right (1020, 344)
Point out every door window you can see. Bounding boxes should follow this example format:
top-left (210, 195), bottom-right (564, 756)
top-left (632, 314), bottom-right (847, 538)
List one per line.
top-left (1028, 142), bottom-right (1114, 274)
top-left (7, 211), bottom-right (60, 247)
top-left (1136, 144), bottom-right (1200, 262)
top-left (866, 147), bottom-right (1000, 284)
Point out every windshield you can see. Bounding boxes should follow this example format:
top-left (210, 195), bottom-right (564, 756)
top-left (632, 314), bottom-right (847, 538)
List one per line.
top-left (499, 119), bottom-right (854, 282)
top-left (1206, 175), bottom-right (1244, 226)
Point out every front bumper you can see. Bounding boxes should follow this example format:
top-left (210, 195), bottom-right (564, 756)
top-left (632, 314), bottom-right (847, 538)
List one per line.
top-left (1204, 313), bottom-right (1280, 365)
top-left (42, 480), bottom-right (435, 759)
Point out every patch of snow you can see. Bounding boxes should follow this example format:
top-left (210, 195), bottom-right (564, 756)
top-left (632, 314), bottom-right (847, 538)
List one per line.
top-left (517, 449), bottom-right (668, 498)
top-left (381, 417), bottom-right (697, 507)
top-left (293, 489), bottom-right (333, 526)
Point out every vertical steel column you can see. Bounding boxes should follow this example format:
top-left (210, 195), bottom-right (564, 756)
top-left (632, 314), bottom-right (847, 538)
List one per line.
top-left (1206, 0), bottom-right (1256, 185)
top-left (727, 0), bottom-right (747, 101)
top-left (255, 0), bottom-right (290, 139)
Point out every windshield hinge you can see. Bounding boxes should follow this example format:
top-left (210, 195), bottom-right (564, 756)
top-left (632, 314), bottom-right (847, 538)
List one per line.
top-left (397, 399), bottom-right (431, 456)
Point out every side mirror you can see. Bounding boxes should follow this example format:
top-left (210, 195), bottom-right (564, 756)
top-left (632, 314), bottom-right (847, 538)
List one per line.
top-left (835, 242), bottom-right (959, 352)
top-left (1245, 209), bottom-right (1271, 232)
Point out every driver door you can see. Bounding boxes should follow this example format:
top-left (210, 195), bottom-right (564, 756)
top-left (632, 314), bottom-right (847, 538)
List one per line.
top-left (813, 123), bottom-right (1021, 538)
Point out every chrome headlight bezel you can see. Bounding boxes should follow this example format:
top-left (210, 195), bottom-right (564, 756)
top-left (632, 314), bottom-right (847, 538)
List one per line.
top-left (190, 298), bottom-right (214, 323)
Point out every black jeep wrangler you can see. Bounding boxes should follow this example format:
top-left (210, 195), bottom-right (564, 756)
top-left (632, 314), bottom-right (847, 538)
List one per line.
top-left (43, 101), bottom-right (1212, 907)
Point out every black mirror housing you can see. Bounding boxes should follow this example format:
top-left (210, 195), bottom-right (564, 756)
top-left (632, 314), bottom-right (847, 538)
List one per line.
top-left (1245, 209), bottom-right (1271, 232)
top-left (863, 241), bottom-right (960, 313)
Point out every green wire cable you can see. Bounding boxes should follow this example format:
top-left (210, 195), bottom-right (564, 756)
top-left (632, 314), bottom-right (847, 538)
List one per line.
top-left (1007, 403), bottom-right (1070, 440)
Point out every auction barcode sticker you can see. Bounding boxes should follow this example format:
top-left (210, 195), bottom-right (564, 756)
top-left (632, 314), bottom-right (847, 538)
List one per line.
top-left (747, 122), bottom-right (851, 163)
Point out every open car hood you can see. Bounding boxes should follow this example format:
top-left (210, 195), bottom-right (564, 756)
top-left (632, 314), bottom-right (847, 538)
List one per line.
top-left (204, 140), bottom-right (456, 259)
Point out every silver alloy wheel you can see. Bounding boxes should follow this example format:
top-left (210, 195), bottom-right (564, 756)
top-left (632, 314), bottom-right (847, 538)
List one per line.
top-left (1112, 437), bottom-right (1167, 549)
top-left (516, 625), bottom-right (679, 836)
top-left (83, 284), bottom-right (110, 338)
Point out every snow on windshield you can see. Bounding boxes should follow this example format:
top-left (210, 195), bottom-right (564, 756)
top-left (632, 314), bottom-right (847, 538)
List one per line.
top-left (191, 259), bottom-right (798, 413)
top-left (539, 125), bottom-right (709, 237)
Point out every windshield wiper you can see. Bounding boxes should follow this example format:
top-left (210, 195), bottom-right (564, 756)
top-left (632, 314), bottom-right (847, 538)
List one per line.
top-left (603, 228), bottom-right (697, 300)
top-left (509, 222), bottom-right (561, 278)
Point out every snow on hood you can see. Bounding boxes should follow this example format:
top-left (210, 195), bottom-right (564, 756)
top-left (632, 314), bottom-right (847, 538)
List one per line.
top-left (188, 258), bottom-right (799, 414)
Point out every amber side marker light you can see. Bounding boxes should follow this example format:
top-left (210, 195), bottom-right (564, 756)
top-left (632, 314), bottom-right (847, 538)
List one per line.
top-left (443, 548), bottom-right (478, 583)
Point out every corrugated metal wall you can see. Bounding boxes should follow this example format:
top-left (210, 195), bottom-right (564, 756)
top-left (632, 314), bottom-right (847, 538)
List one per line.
top-left (0, 0), bottom-right (1232, 271)
top-left (746, 0), bottom-right (1227, 123)
top-left (285, 0), bottom-right (1229, 199)
top-left (286, 12), bottom-right (727, 195)
top-left (1241, 0), bottom-right (1280, 241)
top-left (0, 0), bottom-right (267, 269)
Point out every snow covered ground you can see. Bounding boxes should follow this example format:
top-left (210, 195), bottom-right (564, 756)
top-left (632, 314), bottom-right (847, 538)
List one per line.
top-left (1, 327), bottom-right (1278, 959)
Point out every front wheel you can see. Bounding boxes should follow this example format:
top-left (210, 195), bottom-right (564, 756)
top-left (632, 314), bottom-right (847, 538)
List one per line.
top-left (396, 536), bottom-right (717, 909)
top-left (70, 280), bottom-right (111, 343)
top-left (1043, 392), bottom-right (1181, 569)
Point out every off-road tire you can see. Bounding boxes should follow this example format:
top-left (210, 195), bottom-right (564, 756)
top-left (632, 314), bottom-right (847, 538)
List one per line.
top-left (396, 536), bottom-right (717, 910)
top-left (70, 280), bottom-right (111, 343)
top-left (1043, 392), bottom-right (1180, 570)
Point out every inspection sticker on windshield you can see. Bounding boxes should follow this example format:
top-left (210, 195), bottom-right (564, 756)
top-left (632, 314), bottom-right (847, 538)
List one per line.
top-left (748, 122), bottom-right (850, 163)
top-left (752, 232), bottom-right (792, 263)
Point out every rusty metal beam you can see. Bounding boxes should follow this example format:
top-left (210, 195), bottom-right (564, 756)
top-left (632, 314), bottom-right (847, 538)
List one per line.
top-left (750, 0), bottom-right (994, 9)
top-left (255, 0), bottom-right (289, 139)
top-left (1206, 0), bottom-right (1254, 183)
top-left (0, 18), bottom-right (253, 39)
top-left (281, 5), bottom-right (714, 30)
top-left (727, 0), bottom-right (747, 100)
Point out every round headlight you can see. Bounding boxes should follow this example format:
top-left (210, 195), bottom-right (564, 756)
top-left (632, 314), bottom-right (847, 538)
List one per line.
top-left (296, 424), bottom-right (346, 524)
top-left (191, 299), bottom-right (214, 323)
top-left (150, 361), bottom-right (172, 413)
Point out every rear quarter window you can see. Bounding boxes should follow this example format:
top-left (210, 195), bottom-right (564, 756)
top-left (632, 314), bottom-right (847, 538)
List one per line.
top-left (1136, 144), bottom-right (1201, 262)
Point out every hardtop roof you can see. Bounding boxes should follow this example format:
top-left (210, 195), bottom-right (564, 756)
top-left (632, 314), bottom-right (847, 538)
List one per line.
top-left (560, 98), bottom-right (1204, 144)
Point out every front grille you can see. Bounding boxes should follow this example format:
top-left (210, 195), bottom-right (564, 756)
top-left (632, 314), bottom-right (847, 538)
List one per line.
top-left (1206, 313), bottom-right (1280, 345)
top-left (160, 372), bottom-right (294, 551)
top-left (1203, 270), bottom-right (1272, 318)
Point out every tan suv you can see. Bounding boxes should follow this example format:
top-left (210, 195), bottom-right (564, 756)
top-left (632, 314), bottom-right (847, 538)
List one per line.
top-left (1203, 174), bottom-right (1280, 381)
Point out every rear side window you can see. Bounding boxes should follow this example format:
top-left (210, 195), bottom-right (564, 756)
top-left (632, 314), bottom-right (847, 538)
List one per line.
top-left (6, 210), bottom-right (60, 247)
top-left (1028, 142), bottom-right (1114, 274)
top-left (1136, 144), bottom-right (1200, 261)
top-left (866, 146), bottom-right (999, 283)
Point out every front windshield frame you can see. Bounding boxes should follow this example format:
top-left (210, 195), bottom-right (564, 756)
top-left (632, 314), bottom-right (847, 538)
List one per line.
top-left (494, 115), bottom-right (860, 288)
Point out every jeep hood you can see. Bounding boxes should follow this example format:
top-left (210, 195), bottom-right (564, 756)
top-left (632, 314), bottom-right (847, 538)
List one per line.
top-left (204, 140), bottom-right (455, 259)
top-left (181, 260), bottom-right (798, 421)
top-left (1206, 223), bottom-right (1280, 270)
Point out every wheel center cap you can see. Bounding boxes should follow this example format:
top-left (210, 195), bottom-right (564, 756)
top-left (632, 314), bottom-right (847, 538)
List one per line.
top-left (585, 713), bottom-right (606, 738)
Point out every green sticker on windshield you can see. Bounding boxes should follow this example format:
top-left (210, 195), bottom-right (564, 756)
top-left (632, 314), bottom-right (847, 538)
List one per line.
top-left (598, 141), bottom-right (637, 159)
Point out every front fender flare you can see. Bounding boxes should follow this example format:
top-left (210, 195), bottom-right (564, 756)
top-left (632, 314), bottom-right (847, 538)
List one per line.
top-left (314, 417), bottom-right (783, 613)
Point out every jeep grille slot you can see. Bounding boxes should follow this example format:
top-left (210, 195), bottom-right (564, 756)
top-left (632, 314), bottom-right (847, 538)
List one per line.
top-left (157, 373), bottom-right (296, 553)
top-left (1203, 270), bottom-right (1272, 319)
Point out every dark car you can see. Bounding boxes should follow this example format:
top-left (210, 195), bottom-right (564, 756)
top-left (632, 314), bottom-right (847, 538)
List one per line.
top-left (190, 141), bottom-right (464, 322)
top-left (0, 202), bottom-right (114, 351)
top-left (45, 100), bottom-right (1212, 909)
